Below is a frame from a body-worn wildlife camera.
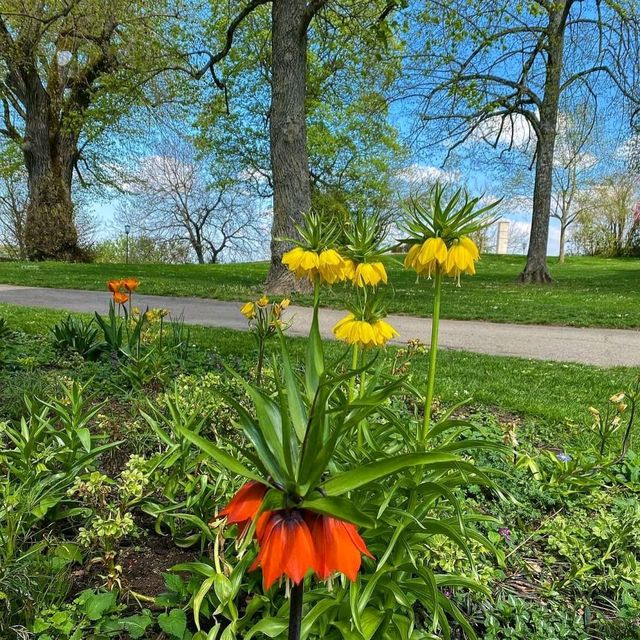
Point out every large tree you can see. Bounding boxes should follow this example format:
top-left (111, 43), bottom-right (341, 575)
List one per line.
top-left (0, 0), bottom-right (186, 260)
top-left (117, 134), bottom-right (267, 264)
top-left (193, 0), bottom-right (404, 291)
top-left (405, 0), bottom-right (640, 282)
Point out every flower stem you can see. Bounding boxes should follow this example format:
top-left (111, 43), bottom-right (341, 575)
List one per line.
top-left (256, 340), bottom-right (265, 385)
top-left (421, 269), bottom-right (443, 443)
top-left (288, 581), bottom-right (304, 640)
top-left (349, 344), bottom-right (359, 401)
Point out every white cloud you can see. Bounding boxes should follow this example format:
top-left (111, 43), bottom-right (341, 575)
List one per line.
top-left (615, 134), bottom-right (640, 161)
top-left (398, 163), bottom-right (461, 185)
top-left (470, 111), bottom-right (537, 151)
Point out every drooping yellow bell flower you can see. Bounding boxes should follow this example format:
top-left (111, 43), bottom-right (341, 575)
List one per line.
top-left (445, 239), bottom-right (477, 279)
top-left (459, 236), bottom-right (479, 261)
top-left (353, 262), bottom-right (387, 287)
top-left (342, 258), bottom-right (357, 282)
top-left (318, 249), bottom-right (346, 284)
top-left (282, 247), bottom-right (320, 280)
top-left (333, 313), bottom-right (398, 348)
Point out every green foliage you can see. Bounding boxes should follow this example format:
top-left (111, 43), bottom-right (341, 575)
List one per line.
top-left (51, 314), bottom-right (105, 361)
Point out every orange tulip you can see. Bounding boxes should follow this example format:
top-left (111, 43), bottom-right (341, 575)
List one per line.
top-left (250, 510), bottom-right (318, 589)
top-left (219, 481), bottom-right (267, 535)
top-left (305, 512), bottom-right (373, 581)
top-left (107, 279), bottom-right (121, 293)
top-left (113, 291), bottom-right (129, 305)
top-left (122, 278), bottom-right (140, 292)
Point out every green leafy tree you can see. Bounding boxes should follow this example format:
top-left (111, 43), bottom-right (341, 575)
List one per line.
top-left (0, 0), bottom-right (189, 260)
top-left (405, 0), bottom-right (640, 282)
top-left (192, 0), bottom-right (406, 291)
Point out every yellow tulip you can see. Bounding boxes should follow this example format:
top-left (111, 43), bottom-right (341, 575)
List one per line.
top-left (257, 295), bottom-right (269, 307)
top-left (240, 301), bottom-right (256, 319)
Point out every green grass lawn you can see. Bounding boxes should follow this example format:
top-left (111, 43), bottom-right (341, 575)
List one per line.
top-left (1, 301), bottom-right (635, 440)
top-left (1, 254), bottom-right (639, 328)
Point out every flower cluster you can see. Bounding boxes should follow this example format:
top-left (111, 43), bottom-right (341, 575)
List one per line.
top-left (106, 278), bottom-right (139, 305)
top-left (401, 185), bottom-right (497, 286)
top-left (404, 235), bottom-right (479, 281)
top-left (283, 246), bottom-right (389, 289)
top-left (240, 295), bottom-right (290, 322)
top-left (220, 482), bottom-right (373, 589)
top-left (333, 313), bottom-right (398, 348)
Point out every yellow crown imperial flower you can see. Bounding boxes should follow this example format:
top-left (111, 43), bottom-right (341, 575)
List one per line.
top-left (403, 243), bottom-right (422, 271)
top-left (240, 301), bottom-right (256, 319)
top-left (372, 319), bottom-right (399, 344)
top-left (445, 237), bottom-right (478, 281)
top-left (353, 262), bottom-right (388, 287)
top-left (459, 236), bottom-right (479, 261)
top-left (282, 247), bottom-right (320, 281)
top-left (333, 313), bottom-right (398, 348)
top-left (342, 258), bottom-right (357, 281)
top-left (318, 249), bottom-right (346, 284)
top-left (408, 237), bottom-right (449, 277)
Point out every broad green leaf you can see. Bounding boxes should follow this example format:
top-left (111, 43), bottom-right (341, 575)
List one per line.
top-left (82, 590), bottom-right (117, 621)
top-left (158, 609), bottom-right (187, 639)
top-left (118, 613), bottom-right (153, 639)
top-left (301, 496), bottom-right (374, 529)
top-left (174, 425), bottom-right (263, 483)
top-left (244, 618), bottom-right (289, 639)
top-left (321, 452), bottom-right (461, 496)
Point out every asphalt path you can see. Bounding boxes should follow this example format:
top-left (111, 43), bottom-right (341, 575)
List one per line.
top-left (0, 284), bottom-right (637, 367)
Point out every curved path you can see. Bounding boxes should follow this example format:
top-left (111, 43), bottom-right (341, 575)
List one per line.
top-left (0, 284), bottom-right (637, 368)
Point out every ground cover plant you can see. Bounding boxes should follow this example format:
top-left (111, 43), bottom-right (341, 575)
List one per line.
top-left (1, 189), bottom-right (639, 639)
top-left (2, 253), bottom-right (640, 328)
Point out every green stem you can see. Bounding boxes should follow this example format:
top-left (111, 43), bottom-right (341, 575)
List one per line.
top-left (288, 581), bottom-right (304, 640)
top-left (358, 365), bottom-right (367, 447)
top-left (421, 269), bottom-right (443, 443)
top-left (349, 344), bottom-right (359, 401)
top-left (256, 340), bottom-right (265, 385)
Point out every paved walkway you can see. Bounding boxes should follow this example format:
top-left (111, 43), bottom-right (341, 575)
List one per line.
top-left (0, 284), bottom-right (638, 368)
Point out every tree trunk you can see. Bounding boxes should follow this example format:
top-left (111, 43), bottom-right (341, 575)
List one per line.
top-left (264, 0), bottom-right (313, 294)
top-left (519, 5), bottom-right (568, 284)
top-left (22, 78), bottom-right (78, 261)
top-left (558, 224), bottom-right (566, 263)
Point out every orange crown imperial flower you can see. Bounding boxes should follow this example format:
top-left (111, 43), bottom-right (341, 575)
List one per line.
top-left (251, 510), bottom-right (317, 589)
top-left (113, 291), bottom-right (129, 305)
top-left (250, 508), bottom-right (374, 589)
top-left (122, 278), bottom-right (140, 292)
top-left (305, 511), bottom-right (374, 582)
top-left (219, 481), bottom-right (268, 535)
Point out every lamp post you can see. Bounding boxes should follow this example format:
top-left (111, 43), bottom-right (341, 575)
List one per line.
top-left (124, 224), bottom-right (131, 264)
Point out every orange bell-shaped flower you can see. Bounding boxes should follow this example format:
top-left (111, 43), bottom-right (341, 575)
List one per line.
top-left (250, 510), bottom-right (318, 589)
top-left (219, 481), bottom-right (267, 535)
top-left (305, 512), bottom-right (373, 581)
